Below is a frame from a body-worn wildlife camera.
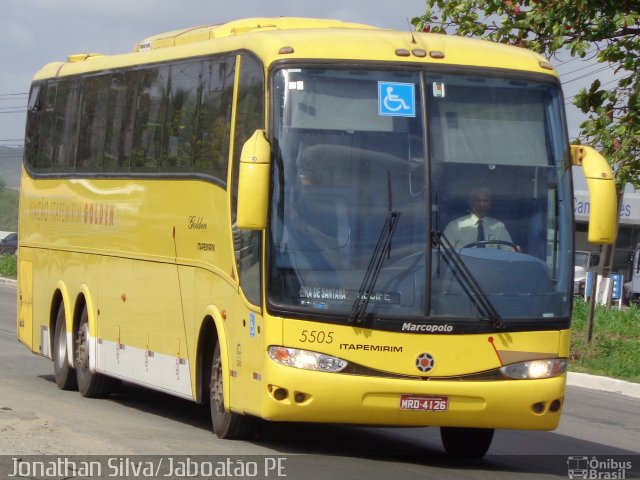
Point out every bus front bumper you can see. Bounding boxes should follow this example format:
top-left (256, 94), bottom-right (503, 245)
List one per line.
top-left (253, 363), bottom-right (566, 430)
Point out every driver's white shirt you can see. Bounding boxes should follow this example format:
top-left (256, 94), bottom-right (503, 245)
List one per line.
top-left (442, 213), bottom-right (512, 249)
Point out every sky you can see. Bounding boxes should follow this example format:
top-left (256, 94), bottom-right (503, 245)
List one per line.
top-left (0, 0), bottom-right (611, 150)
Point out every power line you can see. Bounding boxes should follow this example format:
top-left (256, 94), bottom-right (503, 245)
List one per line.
top-left (557, 60), bottom-right (610, 78)
top-left (561, 65), bottom-right (613, 86)
top-left (0, 91), bottom-right (27, 111)
top-left (561, 64), bottom-right (613, 85)
top-left (553, 56), bottom-right (600, 74)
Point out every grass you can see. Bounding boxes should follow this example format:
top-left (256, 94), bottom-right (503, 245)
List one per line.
top-left (570, 298), bottom-right (640, 383)
top-left (0, 254), bottom-right (16, 278)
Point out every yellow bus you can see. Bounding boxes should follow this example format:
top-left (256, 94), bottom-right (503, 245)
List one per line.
top-left (17, 17), bottom-right (616, 456)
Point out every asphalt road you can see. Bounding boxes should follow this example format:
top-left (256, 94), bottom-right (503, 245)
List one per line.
top-left (0, 282), bottom-right (638, 479)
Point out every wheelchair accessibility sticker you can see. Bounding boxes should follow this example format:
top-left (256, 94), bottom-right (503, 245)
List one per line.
top-left (378, 82), bottom-right (416, 117)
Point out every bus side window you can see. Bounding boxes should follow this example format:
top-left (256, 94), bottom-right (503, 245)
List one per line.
top-left (196, 58), bottom-right (235, 181)
top-left (51, 80), bottom-right (82, 173)
top-left (165, 61), bottom-right (202, 171)
top-left (36, 81), bottom-right (58, 172)
top-left (131, 67), bottom-right (170, 172)
top-left (25, 84), bottom-right (44, 172)
top-left (77, 75), bottom-right (110, 172)
top-left (104, 72), bottom-right (136, 172)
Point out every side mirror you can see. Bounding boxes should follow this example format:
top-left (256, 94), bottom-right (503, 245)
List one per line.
top-left (571, 145), bottom-right (617, 244)
top-left (237, 130), bottom-right (271, 230)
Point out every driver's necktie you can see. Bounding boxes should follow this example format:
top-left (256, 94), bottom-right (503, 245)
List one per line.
top-left (477, 219), bottom-right (485, 247)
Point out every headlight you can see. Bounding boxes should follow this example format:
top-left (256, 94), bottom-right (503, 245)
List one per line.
top-left (500, 358), bottom-right (567, 379)
top-left (268, 346), bottom-right (348, 373)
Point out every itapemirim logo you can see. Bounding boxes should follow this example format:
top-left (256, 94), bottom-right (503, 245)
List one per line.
top-left (567, 456), bottom-right (633, 479)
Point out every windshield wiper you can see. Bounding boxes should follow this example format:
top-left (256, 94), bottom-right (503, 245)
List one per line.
top-left (431, 230), bottom-right (503, 328)
top-left (349, 210), bottom-right (401, 325)
top-left (350, 172), bottom-right (401, 325)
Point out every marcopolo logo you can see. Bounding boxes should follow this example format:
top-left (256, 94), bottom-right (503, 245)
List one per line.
top-left (402, 322), bottom-right (453, 333)
top-left (567, 456), bottom-right (633, 479)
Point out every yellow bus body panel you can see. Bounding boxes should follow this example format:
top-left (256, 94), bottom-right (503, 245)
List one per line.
top-left (16, 255), bottom-right (33, 349)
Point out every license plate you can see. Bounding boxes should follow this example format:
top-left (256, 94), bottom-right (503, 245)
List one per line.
top-left (400, 395), bottom-right (449, 411)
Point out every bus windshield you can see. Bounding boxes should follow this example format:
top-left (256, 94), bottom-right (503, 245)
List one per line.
top-left (268, 67), bottom-right (572, 327)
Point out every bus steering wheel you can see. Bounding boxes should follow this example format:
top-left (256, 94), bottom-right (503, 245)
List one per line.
top-left (462, 240), bottom-right (520, 251)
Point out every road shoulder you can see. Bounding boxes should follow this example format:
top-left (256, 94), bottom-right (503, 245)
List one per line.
top-left (567, 371), bottom-right (640, 399)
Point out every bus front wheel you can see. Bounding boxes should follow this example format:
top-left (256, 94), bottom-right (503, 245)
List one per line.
top-left (53, 303), bottom-right (78, 391)
top-left (210, 341), bottom-right (256, 440)
top-left (75, 306), bottom-right (116, 398)
top-left (440, 427), bottom-right (494, 457)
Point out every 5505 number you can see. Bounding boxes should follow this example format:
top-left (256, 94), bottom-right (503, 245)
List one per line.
top-left (299, 330), bottom-right (334, 344)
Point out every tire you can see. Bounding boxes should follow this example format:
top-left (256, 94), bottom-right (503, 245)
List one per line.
top-left (210, 341), bottom-right (256, 439)
top-left (52, 304), bottom-right (78, 391)
top-left (75, 306), bottom-right (116, 398)
top-left (440, 427), bottom-right (494, 457)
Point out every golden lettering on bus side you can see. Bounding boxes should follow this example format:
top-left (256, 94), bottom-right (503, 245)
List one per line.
top-left (107, 204), bottom-right (115, 225)
top-left (29, 198), bottom-right (116, 226)
top-left (96, 204), bottom-right (104, 224)
top-left (84, 203), bottom-right (93, 224)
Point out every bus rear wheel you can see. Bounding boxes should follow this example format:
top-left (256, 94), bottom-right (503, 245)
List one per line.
top-left (209, 341), bottom-right (256, 440)
top-left (75, 306), bottom-right (116, 398)
top-left (440, 427), bottom-right (494, 457)
top-left (53, 303), bottom-right (78, 391)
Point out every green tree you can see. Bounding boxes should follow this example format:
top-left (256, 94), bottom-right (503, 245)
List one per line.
top-left (413, 0), bottom-right (640, 277)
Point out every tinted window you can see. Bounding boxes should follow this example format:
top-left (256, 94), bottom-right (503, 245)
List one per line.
top-left (104, 72), bottom-right (137, 171)
top-left (25, 55), bottom-right (239, 186)
top-left (77, 75), bottom-right (110, 171)
top-left (131, 67), bottom-right (170, 171)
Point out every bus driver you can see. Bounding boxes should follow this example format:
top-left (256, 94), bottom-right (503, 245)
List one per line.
top-left (443, 187), bottom-right (514, 249)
